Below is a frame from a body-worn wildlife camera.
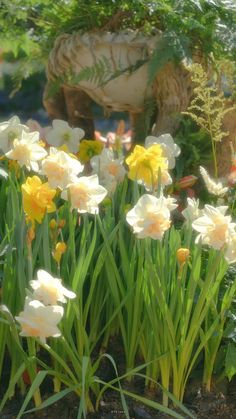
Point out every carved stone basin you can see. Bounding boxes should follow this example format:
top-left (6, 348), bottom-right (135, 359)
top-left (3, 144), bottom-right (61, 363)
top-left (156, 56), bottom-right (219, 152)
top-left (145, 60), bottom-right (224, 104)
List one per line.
top-left (44, 30), bottom-right (192, 139)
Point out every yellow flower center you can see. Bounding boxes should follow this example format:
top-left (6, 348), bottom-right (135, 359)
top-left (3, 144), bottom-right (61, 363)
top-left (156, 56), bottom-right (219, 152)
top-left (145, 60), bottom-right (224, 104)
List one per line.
top-left (63, 132), bottom-right (71, 142)
top-left (146, 213), bottom-right (171, 235)
top-left (70, 184), bottom-right (89, 208)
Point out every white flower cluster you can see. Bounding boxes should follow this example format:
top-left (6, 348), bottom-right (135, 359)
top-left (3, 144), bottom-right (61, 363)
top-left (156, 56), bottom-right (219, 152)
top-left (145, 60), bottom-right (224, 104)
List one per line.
top-left (0, 116), bottom-right (108, 214)
top-left (15, 270), bottom-right (76, 344)
top-left (127, 193), bottom-right (236, 265)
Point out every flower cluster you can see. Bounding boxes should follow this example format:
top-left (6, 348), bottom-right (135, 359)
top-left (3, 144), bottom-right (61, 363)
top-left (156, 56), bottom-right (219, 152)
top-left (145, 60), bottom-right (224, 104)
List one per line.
top-left (15, 270), bottom-right (76, 344)
top-left (0, 116), bottom-right (109, 223)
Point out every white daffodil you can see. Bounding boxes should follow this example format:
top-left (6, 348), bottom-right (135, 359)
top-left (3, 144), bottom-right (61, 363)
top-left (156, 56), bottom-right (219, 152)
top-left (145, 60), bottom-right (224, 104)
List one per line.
top-left (145, 134), bottom-right (181, 169)
top-left (182, 198), bottom-right (202, 224)
top-left (200, 166), bottom-right (228, 196)
top-left (6, 131), bottom-right (47, 172)
top-left (192, 205), bottom-right (236, 250)
top-left (61, 174), bottom-right (107, 214)
top-left (0, 115), bottom-right (29, 154)
top-left (90, 148), bottom-right (126, 193)
top-left (30, 269), bottom-right (76, 306)
top-left (224, 233), bottom-right (236, 264)
top-left (41, 147), bottom-right (84, 189)
top-left (161, 195), bottom-right (178, 211)
top-left (45, 119), bottom-right (84, 153)
top-left (15, 297), bottom-right (64, 344)
top-left (126, 194), bottom-right (171, 240)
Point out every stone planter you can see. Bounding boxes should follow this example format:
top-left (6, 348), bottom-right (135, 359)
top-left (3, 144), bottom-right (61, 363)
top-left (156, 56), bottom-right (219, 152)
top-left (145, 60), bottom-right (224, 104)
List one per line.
top-left (43, 30), bottom-right (192, 140)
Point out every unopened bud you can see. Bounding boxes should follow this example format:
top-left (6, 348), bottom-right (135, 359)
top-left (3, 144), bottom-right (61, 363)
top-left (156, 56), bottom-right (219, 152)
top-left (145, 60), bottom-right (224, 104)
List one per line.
top-left (52, 242), bottom-right (67, 264)
top-left (177, 248), bottom-right (190, 264)
top-left (49, 219), bottom-right (57, 230)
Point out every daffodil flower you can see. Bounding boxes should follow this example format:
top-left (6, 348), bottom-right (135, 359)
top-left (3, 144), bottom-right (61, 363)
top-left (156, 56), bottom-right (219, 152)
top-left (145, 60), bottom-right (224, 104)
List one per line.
top-left (30, 269), bottom-right (75, 305)
top-left (22, 176), bottom-right (56, 223)
top-left (145, 133), bottom-right (181, 169)
top-left (90, 148), bottom-right (126, 193)
top-left (15, 297), bottom-right (64, 344)
top-left (126, 194), bottom-right (172, 240)
top-left (126, 144), bottom-right (171, 191)
top-left (46, 119), bottom-right (84, 153)
top-left (0, 116), bottom-right (29, 154)
top-left (41, 147), bottom-right (84, 189)
top-left (192, 205), bottom-right (236, 250)
top-left (6, 131), bottom-right (47, 171)
top-left (61, 174), bottom-right (107, 214)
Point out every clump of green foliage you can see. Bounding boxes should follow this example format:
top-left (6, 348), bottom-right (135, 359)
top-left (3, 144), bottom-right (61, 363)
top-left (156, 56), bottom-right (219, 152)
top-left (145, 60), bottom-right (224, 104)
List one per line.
top-left (0, 0), bottom-right (235, 89)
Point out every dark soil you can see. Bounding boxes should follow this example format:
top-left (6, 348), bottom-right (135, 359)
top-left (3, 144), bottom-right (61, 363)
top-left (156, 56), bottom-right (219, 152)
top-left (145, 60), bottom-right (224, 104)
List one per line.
top-left (1, 378), bottom-right (236, 419)
top-left (1, 340), bottom-right (236, 418)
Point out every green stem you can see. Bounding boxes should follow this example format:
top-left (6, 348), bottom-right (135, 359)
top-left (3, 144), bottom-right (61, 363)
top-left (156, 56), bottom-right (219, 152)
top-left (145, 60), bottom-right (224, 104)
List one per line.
top-left (27, 338), bottom-right (42, 407)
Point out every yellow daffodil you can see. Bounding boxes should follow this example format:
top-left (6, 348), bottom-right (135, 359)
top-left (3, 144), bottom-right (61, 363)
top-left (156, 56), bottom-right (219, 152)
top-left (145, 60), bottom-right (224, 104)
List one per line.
top-left (52, 242), bottom-right (67, 264)
top-left (22, 176), bottom-right (56, 224)
top-left (78, 140), bottom-right (103, 163)
top-left (126, 144), bottom-right (171, 191)
top-left (145, 134), bottom-right (181, 169)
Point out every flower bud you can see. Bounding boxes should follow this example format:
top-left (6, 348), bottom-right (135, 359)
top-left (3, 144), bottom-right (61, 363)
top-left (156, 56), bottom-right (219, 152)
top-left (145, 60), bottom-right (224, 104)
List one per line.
top-left (52, 242), bottom-right (67, 264)
top-left (49, 219), bottom-right (57, 230)
top-left (177, 248), bottom-right (190, 264)
top-left (176, 175), bottom-right (197, 190)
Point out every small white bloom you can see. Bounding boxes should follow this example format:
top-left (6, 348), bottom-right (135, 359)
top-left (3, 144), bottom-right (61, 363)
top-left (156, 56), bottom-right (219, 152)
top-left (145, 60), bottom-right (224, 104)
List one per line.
top-left (225, 233), bottom-right (236, 264)
top-left (145, 134), bottom-right (181, 169)
top-left (61, 174), bottom-right (107, 214)
top-left (30, 269), bottom-right (76, 306)
top-left (90, 148), bottom-right (126, 193)
top-left (126, 194), bottom-right (171, 240)
top-left (41, 147), bottom-right (84, 189)
top-left (6, 131), bottom-right (47, 172)
top-left (182, 198), bottom-right (202, 224)
top-left (46, 119), bottom-right (84, 153)
top-left (15, 297), bottom-right (64, 344)
top-left (0, 116), bottom-right (29, 153)
top-left (192, 204), bottom-right (236, 250)
top-left (200, 166), bottom-right (228, 196)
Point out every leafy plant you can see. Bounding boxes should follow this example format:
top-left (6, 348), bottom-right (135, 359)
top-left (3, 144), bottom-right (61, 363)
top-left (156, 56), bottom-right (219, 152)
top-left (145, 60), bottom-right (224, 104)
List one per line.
top-left (0, 0), bottom-right (235, 90)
